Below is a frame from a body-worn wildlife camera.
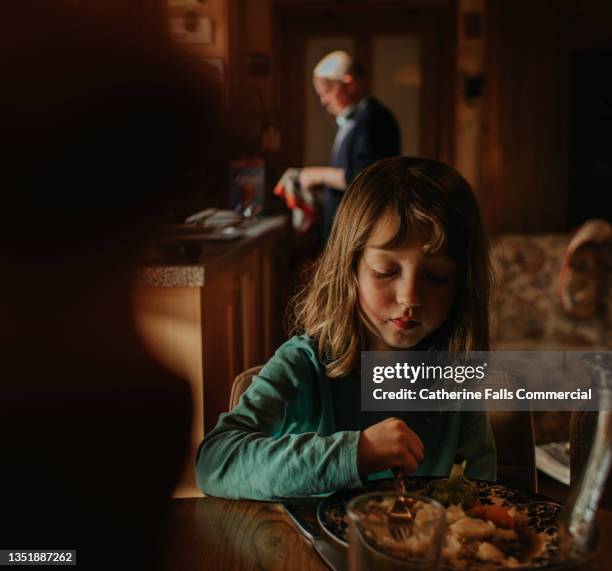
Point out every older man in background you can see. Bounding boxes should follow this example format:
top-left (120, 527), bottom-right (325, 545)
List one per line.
top-left (300, 50), bottom-right (401, 241)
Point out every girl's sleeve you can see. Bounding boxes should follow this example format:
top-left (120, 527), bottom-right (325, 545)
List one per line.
top-left (195, 344), bottom-right (364, 500)
top-left (456, 411), bottom-right (497, 481)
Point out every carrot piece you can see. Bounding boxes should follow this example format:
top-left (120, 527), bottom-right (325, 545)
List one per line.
top-left (467, 503), bottom-right (515, 529)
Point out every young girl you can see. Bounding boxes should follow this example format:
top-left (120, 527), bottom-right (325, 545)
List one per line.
top-left (196, 157), bottom-right (496, 499)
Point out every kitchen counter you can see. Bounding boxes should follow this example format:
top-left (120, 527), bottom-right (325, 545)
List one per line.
top-left (133, 214), bottom-right (290, 497)
top-left (140, 215), bottom-right (288, 287)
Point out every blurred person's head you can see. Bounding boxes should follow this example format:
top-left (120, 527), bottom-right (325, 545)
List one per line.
top-left (312, 50), bottom-right (365, 117)
top-left (1, 1), bottom-right (229, 337)
top-left (0, 2), bottom-right (234, 375)
top-left (2, 2), bottom-right (226, 266)
top-left (0, 4), bottom-right (226, 563)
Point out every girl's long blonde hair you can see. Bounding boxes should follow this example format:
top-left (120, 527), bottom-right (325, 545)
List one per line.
top-left (291, 157), bottom-right (492, 378)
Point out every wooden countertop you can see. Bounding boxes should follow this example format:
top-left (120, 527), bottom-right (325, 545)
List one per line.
top-left (139, 215), bottom-right (289, 288)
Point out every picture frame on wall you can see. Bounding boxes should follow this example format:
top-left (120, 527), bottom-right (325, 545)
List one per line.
top-left (169, 11), bottom-right (213, 45)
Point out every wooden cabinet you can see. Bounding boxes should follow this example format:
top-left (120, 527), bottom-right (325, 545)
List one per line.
top-left (200, 232), bottom-right (286, 433)
top-left (133, 216), bottom-right (289, 497)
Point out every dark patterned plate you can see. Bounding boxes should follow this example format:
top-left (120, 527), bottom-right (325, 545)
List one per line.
top-left (317, 477), bottom-right (567, 569)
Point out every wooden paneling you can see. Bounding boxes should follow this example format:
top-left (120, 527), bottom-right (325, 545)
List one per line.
top-left (481, 0), bottom-right (570, 235)
top-left (481, 0), bottom-right (612, 235)
top-left (453, 0), bottom-right (486, 190)
top-left (201, 234), bottom-right (287, 434)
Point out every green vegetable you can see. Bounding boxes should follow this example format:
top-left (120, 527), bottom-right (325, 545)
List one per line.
top-left (425, 461), bottom-right (478, 508)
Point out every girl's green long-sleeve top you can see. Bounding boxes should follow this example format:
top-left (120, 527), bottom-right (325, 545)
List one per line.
top-left (196, 335), bottom-right (496, 499)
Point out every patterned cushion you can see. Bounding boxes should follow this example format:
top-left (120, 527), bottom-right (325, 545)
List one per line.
top-left (490, 234), bottom-right (612, 350)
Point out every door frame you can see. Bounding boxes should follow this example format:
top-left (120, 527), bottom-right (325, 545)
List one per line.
top-left (272, 0), bottom-right (457, 169)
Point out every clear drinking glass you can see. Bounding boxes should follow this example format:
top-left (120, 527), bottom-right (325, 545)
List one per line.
top-left (559, 352), bottom-right (612, 564)
top-left (346, 492), bottom-right (445, 571)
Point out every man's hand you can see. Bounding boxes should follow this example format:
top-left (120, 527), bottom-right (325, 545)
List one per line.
top-left (357, 417), bottom-right (424, 476)
top-left (299, 166), bottom-right (346, 191)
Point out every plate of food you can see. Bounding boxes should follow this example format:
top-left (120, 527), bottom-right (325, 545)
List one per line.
top-left (318, 463), bottom-right (567, 569)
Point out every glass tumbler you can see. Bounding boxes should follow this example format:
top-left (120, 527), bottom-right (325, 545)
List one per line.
top-left (346, 492), bottom-right (445, 571)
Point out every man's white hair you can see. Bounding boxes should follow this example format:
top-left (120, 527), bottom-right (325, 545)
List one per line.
top-left (313, 50), bottom-right (353, 81)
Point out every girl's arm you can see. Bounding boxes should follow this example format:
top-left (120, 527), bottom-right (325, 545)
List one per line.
top-left (195, 342), bottom-right (364, 500)
top-left (456, 411), bottom-right (497, 481)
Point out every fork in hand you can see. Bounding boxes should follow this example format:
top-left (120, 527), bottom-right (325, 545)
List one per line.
top-left (387, 468), bottom-right (413, 541)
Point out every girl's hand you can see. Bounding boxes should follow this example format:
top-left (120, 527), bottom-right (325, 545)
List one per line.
top-left (357, 417), bottom-right (424, 476)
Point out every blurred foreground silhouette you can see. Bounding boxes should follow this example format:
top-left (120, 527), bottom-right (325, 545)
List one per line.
top-left (0, 2), bottom-right (226, 567)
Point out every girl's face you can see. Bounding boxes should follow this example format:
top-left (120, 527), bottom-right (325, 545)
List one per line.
top-left (357, 212), bottom-right (458, 351)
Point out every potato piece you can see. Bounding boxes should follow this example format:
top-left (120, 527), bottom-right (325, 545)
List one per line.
top-left (446, 505), bottom-right (465, 524)
top-left (414, 503), bottom-right (442, 526)
top-left (450, 517), bottom-right (496, 540)
top-left (405, 533), bottom-right (432, 556)
top-left (476, 542), bottom-right (505, 562)
top-left (442, 532), bottom-right (463, 559)
top-left (495, 527), bottom-right (518, 541)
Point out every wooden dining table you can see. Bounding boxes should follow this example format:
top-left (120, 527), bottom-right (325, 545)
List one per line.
top-left (156, 478), bottom-right (612, 571)
top-left (157, 497), bottom-right (326, 570)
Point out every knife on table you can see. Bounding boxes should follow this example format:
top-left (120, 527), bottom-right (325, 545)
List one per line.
top-left (281, 499), bottom-right (347, 571)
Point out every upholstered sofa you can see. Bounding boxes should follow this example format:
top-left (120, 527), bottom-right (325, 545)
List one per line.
top-left (490, 233), bottom-right (612, 351)
top-left (489, 232), bottom-right (612, 447)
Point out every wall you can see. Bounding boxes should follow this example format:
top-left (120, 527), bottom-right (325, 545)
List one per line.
top-left (481, 0), bottom-right (612, 235)
top-left (235, 0), bottom-right (276, 153)
top-left (243, 0), bottom-right (274, 113)
top-left (235, 0), bottom-right (456, 160)
top-left (86, 0), bottom-right (608, 233)
top-left (238, 0), bottom-right (612, 235)
top-left (480, 0), bottom-right (569, 235)
top-left (165, 0), bottom-right (276, 156)
top-left (454, 0), bottom-right (486, 191)
top-left (71, 0), bottom-right (167, 42)
top-left (165, 0), bottom-right (235, 96)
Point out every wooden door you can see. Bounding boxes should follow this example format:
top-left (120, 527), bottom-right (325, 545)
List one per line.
top-left (273, 1), bottom-right (456, 170)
